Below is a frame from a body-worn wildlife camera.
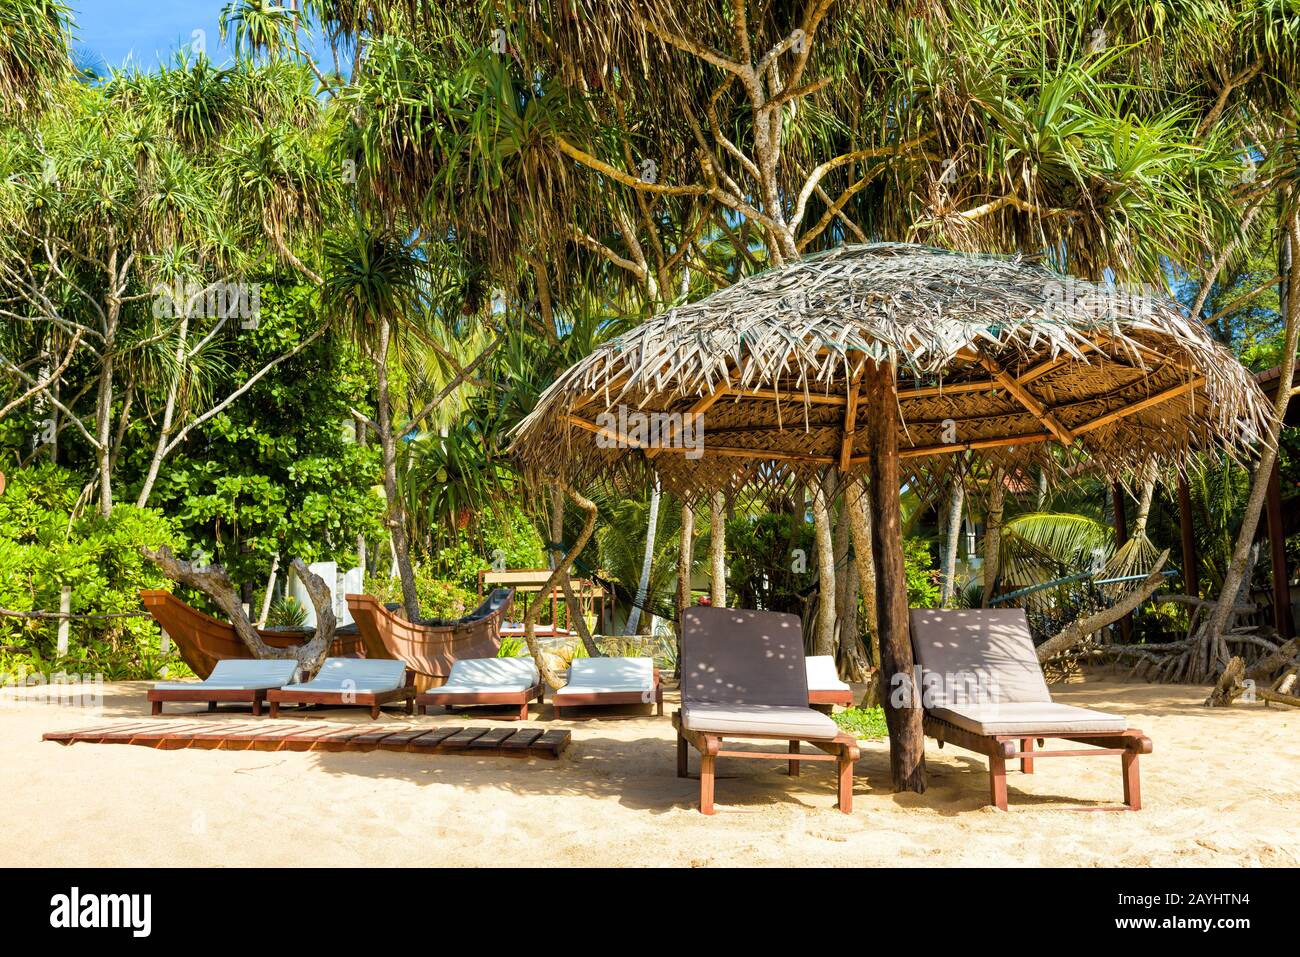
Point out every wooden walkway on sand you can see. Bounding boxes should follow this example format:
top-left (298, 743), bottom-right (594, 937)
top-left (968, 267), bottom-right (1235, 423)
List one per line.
top-left (43, 721), bottom-right (572, 759)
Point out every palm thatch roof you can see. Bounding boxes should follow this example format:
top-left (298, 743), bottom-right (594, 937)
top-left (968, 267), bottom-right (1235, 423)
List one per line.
top-left (512, 243), bottom-right (1273, 498)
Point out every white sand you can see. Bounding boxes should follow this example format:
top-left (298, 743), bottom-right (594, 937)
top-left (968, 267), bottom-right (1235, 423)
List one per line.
top-left (3, 675), bottom-right (1298, 867)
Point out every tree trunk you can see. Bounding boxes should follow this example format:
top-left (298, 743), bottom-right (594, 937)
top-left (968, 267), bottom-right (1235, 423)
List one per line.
top-left (1201, 211), bottom-right (1299, 681)
top-left (939, 467), bottom-right (965, 606)
top-left (1177, 473), bottom-right (1199, 598)
top-left (374, 316), bottom-right (420, 621)
top-left (674, 500), bottom-right (694, 679)
top-left (833, 496), bottom-right (868, 681)
top-left (523, 484), bottom-right (599, 690)
top-left (550, 484), bottom-right (603, 658)
top-left (864, 362), bottom-right (926, 793)
top-left (709, 490), bottom-right (726, 607)
top-left (625, 475), bottom-right (661, 635)
top-left (677, 500), bottom-right (694, 617)
top-left (810, 470), bottom-right (838, 657)
top-left (257, 552), bottom-right (280, 627)
top-left (846, 478), bottom-right (881, 703)
top-left (981, 468), bottom-right (1005, 606)
top-left (137, 313), bottom-right (189, 508)
top-left (95, 248), bottom-right (121, 518)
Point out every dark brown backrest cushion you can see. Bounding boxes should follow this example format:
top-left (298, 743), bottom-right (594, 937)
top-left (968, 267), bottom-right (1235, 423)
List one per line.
top-left (681, 606), bottom-right (809, 707)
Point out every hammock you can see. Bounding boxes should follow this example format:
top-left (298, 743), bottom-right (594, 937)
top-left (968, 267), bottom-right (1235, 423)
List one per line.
top-left (988, 569), bottom-right (1179, 644)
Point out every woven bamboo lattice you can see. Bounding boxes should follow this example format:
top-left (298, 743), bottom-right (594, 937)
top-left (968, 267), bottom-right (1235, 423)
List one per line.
top-left (512, 243), bottom-right (1273, 499)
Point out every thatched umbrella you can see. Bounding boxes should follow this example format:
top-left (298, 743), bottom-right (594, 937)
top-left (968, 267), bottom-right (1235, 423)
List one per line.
top-left (511, 242), bottom-right (1272, 792)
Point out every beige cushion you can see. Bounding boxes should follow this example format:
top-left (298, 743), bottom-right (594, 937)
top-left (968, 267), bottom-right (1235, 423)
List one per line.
top-left (932, 702), bottom-right (1128, 736)
top-left (909, 608), bottom-right (1051, 705)
top-left (433, 657), bottom-right (539, 694)
top-left (805, 655), bottom-right (850, 692)
top-left (155, 658), bottom-right (298, 691)
top-left (555, 657), bottom-right (654, 697)
top-left (681, 703), bottom-right (840, 740)
top-left (290, 657), bottom-right (406, 693)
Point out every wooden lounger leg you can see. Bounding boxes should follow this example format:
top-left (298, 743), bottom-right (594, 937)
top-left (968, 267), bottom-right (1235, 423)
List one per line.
top-left (837, 746), bottom-right (854, 814)
top-left (788, 740), bottom-right (800, 776)
top-left (676, 731), bottom-right (688, 778)
top-left (1020, 737), bottom-right (1034, 774)
top-left (517, 700), bottom-right (529, 721)
top-left (406, 697), bottom-right (415, 716)
top-left (989, 752), bottom-right (1009, 810)
top-left (699, 751), bottom-right (716, 815)
top-left (552, 704), bottom-right (563, 719)
top-left (269, 701), bottom-right (280, 718)
top-left (208, 701), bottom-right (217, 712)
top-left (252, 697), bottom-right (262, 717)
top-left (369, 704), bottom-right (381, 720)
top-left (151, 700), bottom-right (162, 716)
top-left (1122, 751), bottom-right (1141, 810)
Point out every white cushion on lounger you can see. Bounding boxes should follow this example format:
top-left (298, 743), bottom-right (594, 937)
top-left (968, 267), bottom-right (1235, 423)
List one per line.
top-left (431, 657), bottom-right (539, 694)
top-left (681, 703), bottom-right (840, 740)
top-left (554, 657), bottom-right (653, 697)
top-left (154, 658), bottom-right (298, 691)
top-left (805, 655), bottom-right (851, 693)
top-left (932, 702), bottom-right (1128, 736)
top-left (288, 658), bottom-right (406, 693)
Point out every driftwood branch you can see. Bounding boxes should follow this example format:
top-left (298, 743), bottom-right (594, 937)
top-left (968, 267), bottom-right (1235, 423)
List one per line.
top-left (141, 546), bottom-right (336, 671)
top-left (522, 482), bottom-right (600, 690)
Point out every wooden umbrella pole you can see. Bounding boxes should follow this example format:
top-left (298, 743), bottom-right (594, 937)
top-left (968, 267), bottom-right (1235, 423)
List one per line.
top-left (863, 361), bottom-right (927, 793)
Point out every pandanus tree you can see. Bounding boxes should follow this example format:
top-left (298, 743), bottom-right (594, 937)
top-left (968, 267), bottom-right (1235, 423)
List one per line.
top-left (0, 54), bottom-right (336, 517)
top-left (0, 0), bottom-right (71, 116)
top-left (319, 221), bottom-right (431, 620)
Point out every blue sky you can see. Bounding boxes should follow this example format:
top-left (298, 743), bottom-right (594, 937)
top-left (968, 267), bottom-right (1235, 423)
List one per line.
top-left (69, 1), bottom-right (240, 71)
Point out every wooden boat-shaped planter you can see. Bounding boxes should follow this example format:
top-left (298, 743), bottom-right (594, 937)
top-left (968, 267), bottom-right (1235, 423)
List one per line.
top-left (139, 589), bottom-right (364, 680)
top-left (346, 589), bottom-right (514, 691)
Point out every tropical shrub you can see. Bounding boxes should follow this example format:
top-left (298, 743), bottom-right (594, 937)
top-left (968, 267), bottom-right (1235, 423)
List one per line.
top-left (0, 465), bottom-right (180, 678)
top-left (363, 571), bottom-right (476, 620)
top-left (903, 537), bottom-right (942, 609)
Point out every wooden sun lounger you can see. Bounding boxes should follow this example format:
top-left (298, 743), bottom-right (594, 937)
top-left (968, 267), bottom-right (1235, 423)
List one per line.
top-left (551, 657), bottom-right (664, 718)
top-left (675, 607), bottom-right (860, 814)
top-left (911, 608), bottom-right (1153, 810)
top-left (415, 657), bottom-right (543, 721)
top-left (924, 714), bottom-right (1151, 810)
top-left (148, 659), bottom-right (299, 716)
top-left (267, 658), bottom-right (416, 719)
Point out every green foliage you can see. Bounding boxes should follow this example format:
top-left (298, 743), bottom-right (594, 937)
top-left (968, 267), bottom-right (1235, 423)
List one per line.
top-left (833, 706), bottom-right (888, 740)
top-left (362, 572), bottom-right (476, 620)
top-left (428, 501), bottom-right (546, 590)
top-left (0, 464), bottom-right (179, 677)
top-left (497, 636), bottom-right (527, 657)
top-left (726, 511), bottom-right (814, 614)
top-left (903, 536), bottom-right (942, 609)
top-left (142, 283), bottom-right (386, 585)
top-left (266, 594), bottom-right (307, 628)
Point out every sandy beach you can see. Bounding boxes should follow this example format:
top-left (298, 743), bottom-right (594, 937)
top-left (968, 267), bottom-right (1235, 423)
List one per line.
top-left (4, 674), bottom-right (1298, 867)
